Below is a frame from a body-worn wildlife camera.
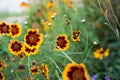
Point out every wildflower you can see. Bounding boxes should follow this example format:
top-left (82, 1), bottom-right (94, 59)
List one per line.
top-left (41, 63), bottom-right (49, 80)
top-left (72, 31), bottom-right (81, 42)
top-left (9, 23), bottom-right (22, 38)
top-left (0, 22), bottom-right (10, 36)
top-left (30, 65), bottom-right (40, 75)
top-left (40, 19), bottom-right (51, 31)
top-left (46, 1), bottom-right (56, 9)
top-left (24, 46), bottom-right (39, 56)
top-left (63, 0), bottom-right (74, 8)
top-left (93, 47), bottom-right (110, 60)
top-left (47, 10), bottom-right (57, 21)
top-left (0, 72), bottom-right (5, 80)
top-left (8, 40), bottom-right (24, 56)
top-left (18, 64), bottom-right (25, 71)
top-left (91, 75), bottom-right (97, 80)
top-left (55, 34), bottom-right (69, 51)
top-left (0, 61), bottom-right (6, 70)
top-left (62, 62), bottom-right (90, 80)
top-left (18, 52), bottom-right (26, 60)
top-left (24, 29), bottom-right (43, 49)
top-left (28, 78), bottom-right (34, 80)
top-left (104, 76), bottom-right (110, 80)
top-left (20, 2), bottom-right (30, 8)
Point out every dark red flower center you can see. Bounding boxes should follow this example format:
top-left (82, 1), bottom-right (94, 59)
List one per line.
top-left (26, 31), bottom-right (40, 46)
top-left (0, 73), bottom-right (4, 79)
top-left (11, 41), bottom-right (22, 52)
top-left (56, 36), bottom-right (67, 48)
top-left (67, 67), bottom-right (86, 80)
top-left (0, 22), bottom-right (10, 34)
top-left (11, 25), bottom-right (19, 35)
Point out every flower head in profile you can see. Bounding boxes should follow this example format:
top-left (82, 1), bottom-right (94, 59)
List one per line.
top-left (18, 64), bottom-right (26, 71)
top-left (9, 23), bottom-right (22, 38)
top-left (24, 29), bottom-right (43, 49)
top-left (0, 22), bottom-right (10, 36)
top-left (0, 72), bottom-right (5, 80)
top-left (30, 65), bottom-right (40, 75)
top-left (8, 40), bottom-right (24, 56)
top-left (0, 61), bottom-right (6, 71)
top-left (46, 1), bottom-right (56, 9)
top-left (72, 31), bottom-right (81, 42)
top-left (62, 62), bottom-right (90, 80)
top-left (41, 63), bottom-right (49, 79)
top-left (93, 47), bottom-right (110, 60)
top-left (55, 34), bottom-right (69, 51)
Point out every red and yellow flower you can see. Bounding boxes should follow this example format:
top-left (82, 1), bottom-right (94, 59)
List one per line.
top-left (93, 47), bottom-right (110, 60)
top-left (62, 62), bottom-right (90, 80)
top-left (9, 23), bottom-right (22, 38)
top-left (24, 46), bottom-right (39, 56)
top-left (24, 29), bottom-right (43, 49)
top-left (0, 61), bottom-right (6, 71)
top-left (55, 34), bottom-right (69, 51)
top-left (0, 22), bottom-right (10, 36)
top-left (0, 72), bottom-right (5, 80)
top-left (8, 40), bottom-right (24, 56)
top-left (41, 63), bottom-right (49, 79)
top-left (71, 31), bottom-right (81, 42)
top-left (30, 65), bottom-right (40, 75)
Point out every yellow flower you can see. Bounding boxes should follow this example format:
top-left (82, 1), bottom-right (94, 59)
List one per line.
top-left (41, 63), bottom-right (49, 80)
top-left (0, 22), bottom-right (10, 36)
top-left (0, 72), bottom-right (5, 80)
top-left (47, 10), bottom-right (57, 21)
top-left (20, 2), bottom-right (30, 8)
top-left (0, 61), bottom-right (6, 71)
top-left (62, 62), bottom-right (90, 80)
top-left (63, 0), bottom-right (74, 8)
top-left (93, 47), bottom-right (110, 60)
top-left (46, 1), bottom-right (56, 9)
top-left (8, 40), bottom-right (24, 56)
top-left (40, 19), bottom-right (50, 31)
top-left (28, 78), bottom-right (34, 80)
top-left (30, 65), bottom-right (40, 75)
top-left (9, 23), bottom-right (22, 38)
top-left (24, 29), bottom-right (43, 49)
top-left (71, 31), bottom-right (81, 42)
top-left (55, 34), bottom-right (70, 51)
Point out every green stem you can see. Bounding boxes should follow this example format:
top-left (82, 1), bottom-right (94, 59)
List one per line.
top-left (28, 56), bottom-right (32, 78)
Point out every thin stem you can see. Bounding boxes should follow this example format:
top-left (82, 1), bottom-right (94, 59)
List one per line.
top-left (28, 56), bottom-right (32, 78)
top-left (47, 57), bottom-right (62, 74)
top-left (59, 47), bottom-right (74, 62)
top-left (83, 44), bottom-right (94, 63)
top-left (108, 0), bottom-right (120, 27)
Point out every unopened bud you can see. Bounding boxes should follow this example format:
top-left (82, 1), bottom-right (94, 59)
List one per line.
top-left (66, 19), bottom-right (70, 25)
top-left (93, 41), bottom-right (97, 45)
top-left (81, 19), bottom-right (86, 23)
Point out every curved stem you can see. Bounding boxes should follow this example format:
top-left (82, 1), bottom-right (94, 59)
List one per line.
top-left (47, 57), bottom-right (62, 74)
